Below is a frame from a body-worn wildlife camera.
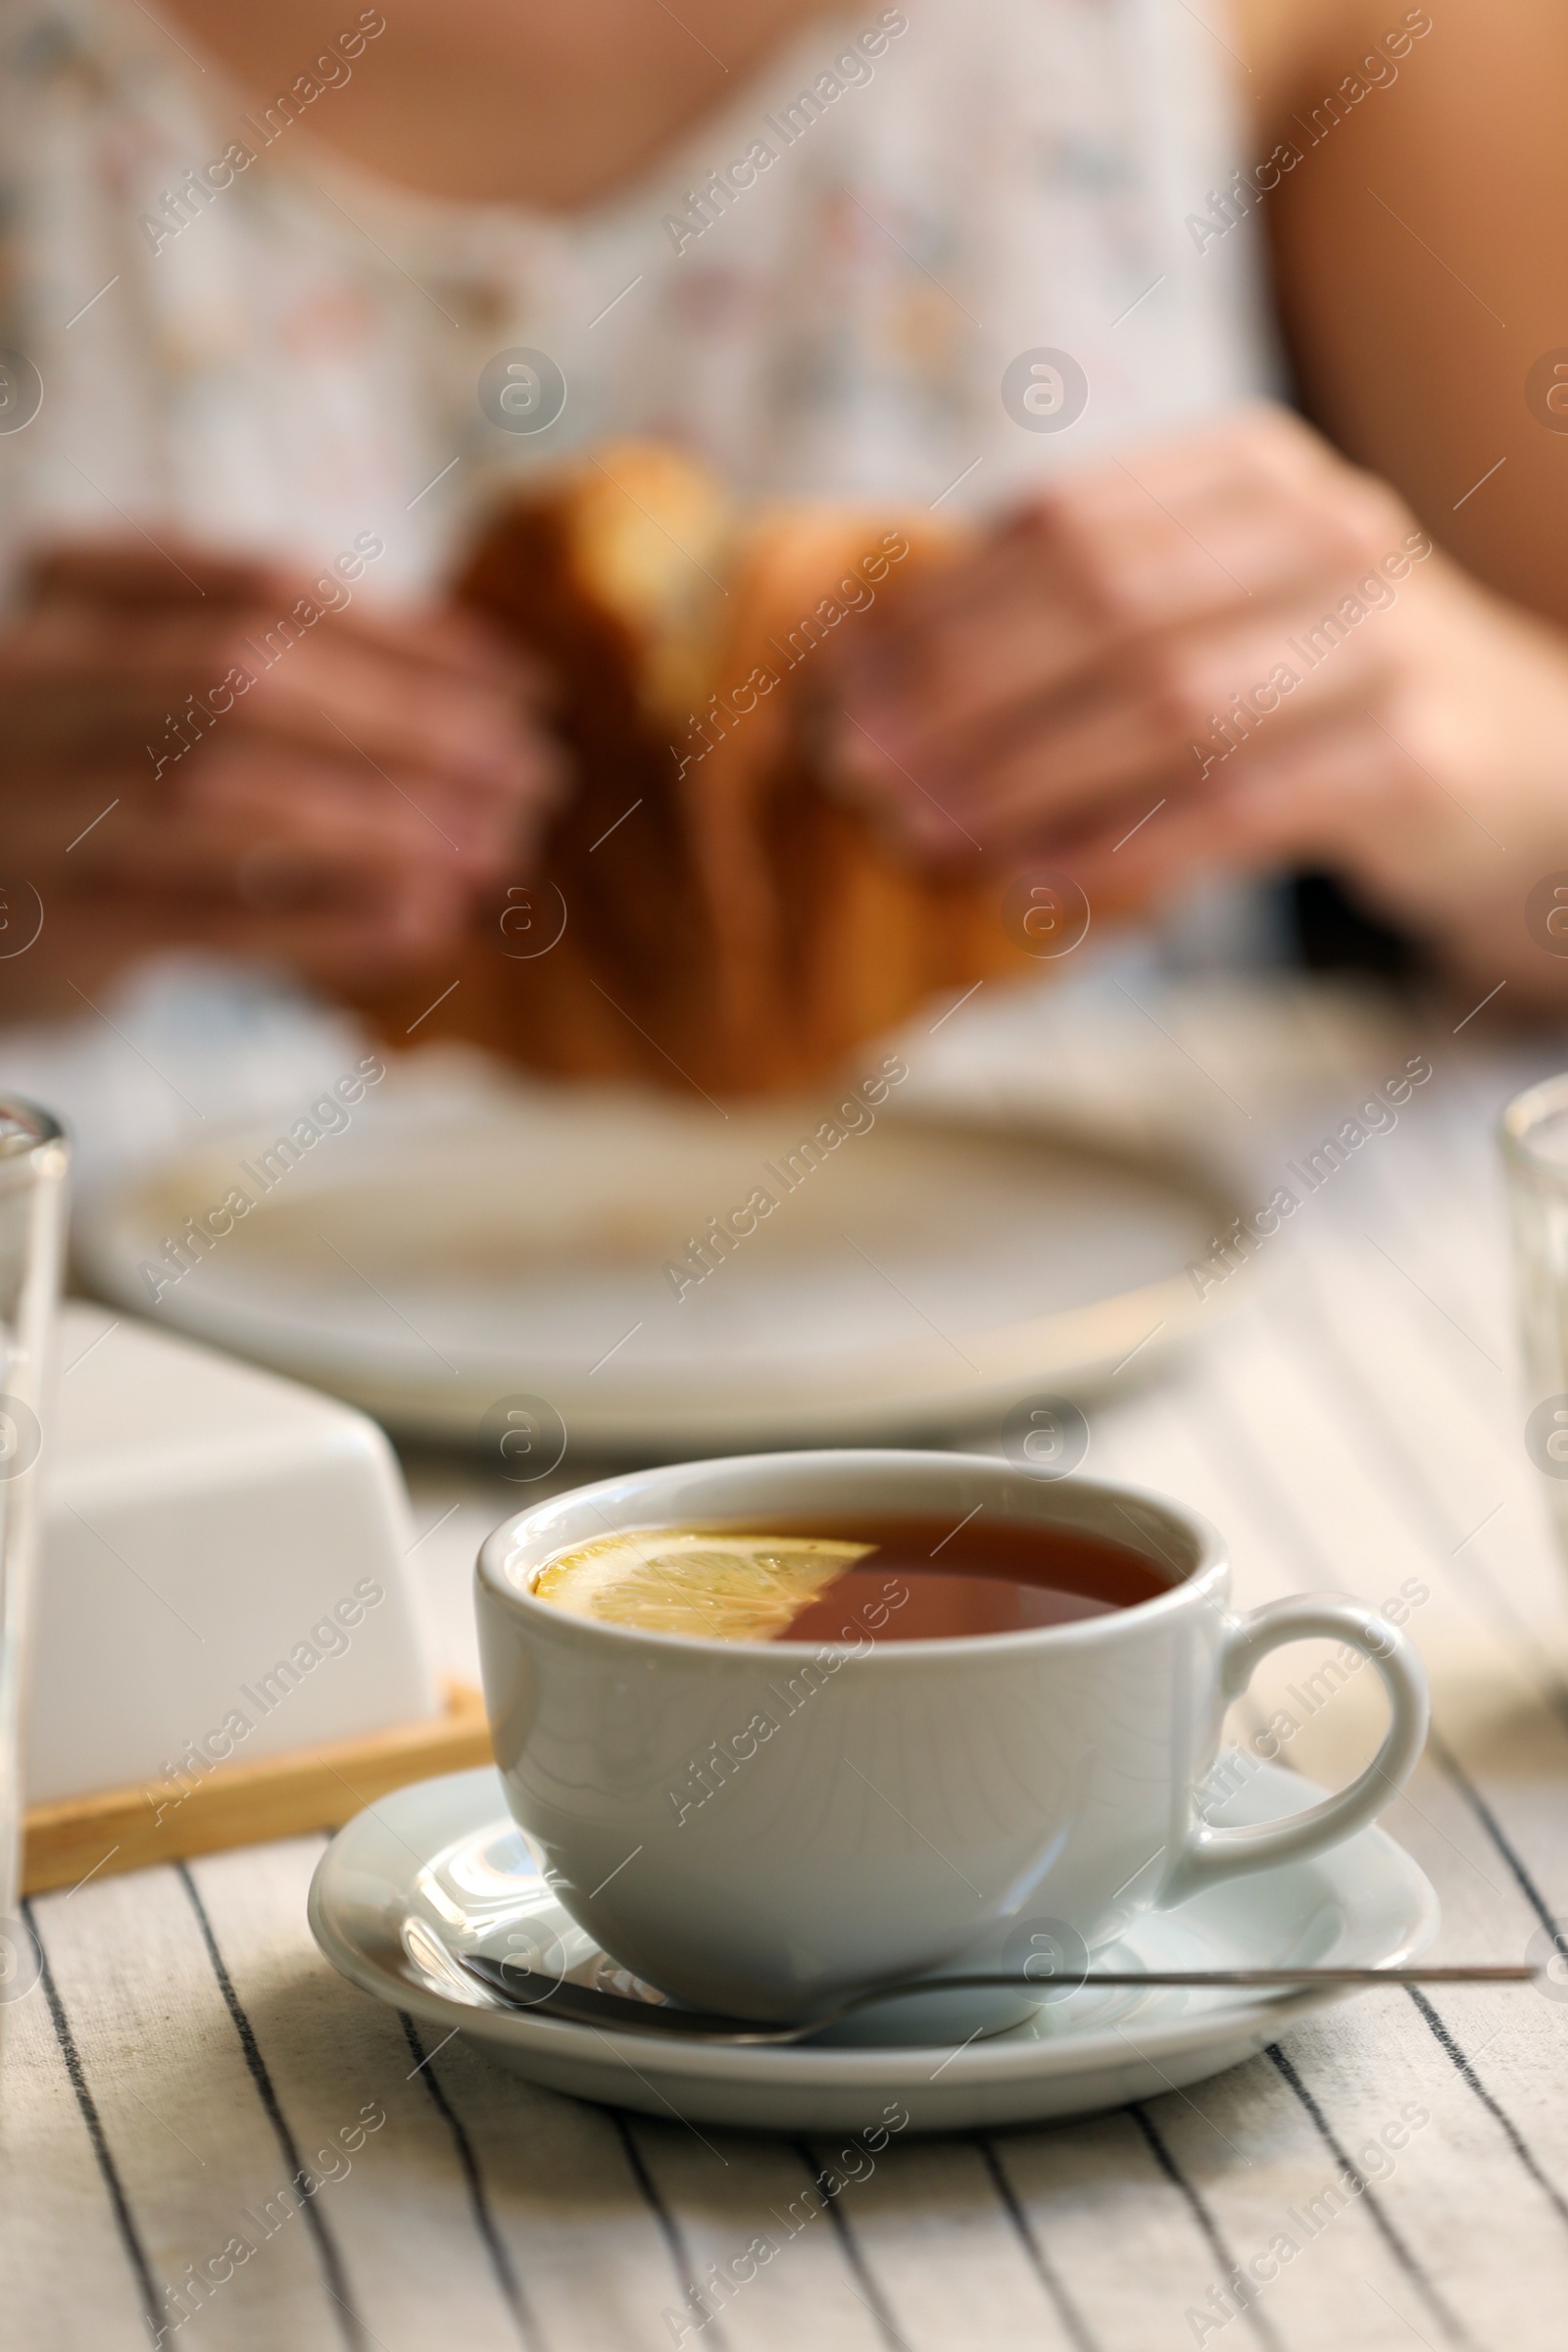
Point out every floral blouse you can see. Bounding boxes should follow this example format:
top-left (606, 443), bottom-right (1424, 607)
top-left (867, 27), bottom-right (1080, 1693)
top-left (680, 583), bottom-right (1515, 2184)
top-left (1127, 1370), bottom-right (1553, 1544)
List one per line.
top-left (0, 0), bottom-right (1273, 597)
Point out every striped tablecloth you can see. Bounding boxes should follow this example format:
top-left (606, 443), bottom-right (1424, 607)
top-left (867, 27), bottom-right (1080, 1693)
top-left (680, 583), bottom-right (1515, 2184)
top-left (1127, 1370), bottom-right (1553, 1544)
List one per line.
top-left (6, 974), bottom-right (1568, 2352)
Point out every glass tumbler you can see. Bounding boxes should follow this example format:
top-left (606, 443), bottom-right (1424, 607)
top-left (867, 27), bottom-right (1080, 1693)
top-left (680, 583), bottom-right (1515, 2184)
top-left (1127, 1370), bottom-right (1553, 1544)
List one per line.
top-left (1500, 1072), bottom-right (1568, 1557)
top-left (0, 1102), bottom-right (68, 2010)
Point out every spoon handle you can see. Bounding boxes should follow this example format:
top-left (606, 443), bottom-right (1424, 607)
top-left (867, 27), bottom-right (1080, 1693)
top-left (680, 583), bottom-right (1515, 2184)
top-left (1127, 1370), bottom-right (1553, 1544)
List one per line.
top-left (457, 1954), bottom-right (1539, 2043)
top-left (1029, 1965), bottom-right (1537, 1988)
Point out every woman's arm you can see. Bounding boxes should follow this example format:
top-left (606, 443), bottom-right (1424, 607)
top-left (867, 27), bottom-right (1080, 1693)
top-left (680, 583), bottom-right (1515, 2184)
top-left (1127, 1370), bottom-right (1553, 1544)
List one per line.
top-left (1243, 0), bottom-right (1568, 627)
top-left (833, 0), bottom-right (1568, 1004)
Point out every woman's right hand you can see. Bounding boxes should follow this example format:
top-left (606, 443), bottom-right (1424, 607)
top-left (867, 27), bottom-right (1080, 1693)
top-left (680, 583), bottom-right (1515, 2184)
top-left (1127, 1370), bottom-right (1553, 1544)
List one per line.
top-left (0, 536), bottom-right (564, 1007)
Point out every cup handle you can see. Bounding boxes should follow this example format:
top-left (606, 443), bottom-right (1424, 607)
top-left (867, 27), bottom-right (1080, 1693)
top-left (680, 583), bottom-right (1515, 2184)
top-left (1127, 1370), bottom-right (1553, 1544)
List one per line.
top-left (1160, 1596), bottom-right (1430, 1905)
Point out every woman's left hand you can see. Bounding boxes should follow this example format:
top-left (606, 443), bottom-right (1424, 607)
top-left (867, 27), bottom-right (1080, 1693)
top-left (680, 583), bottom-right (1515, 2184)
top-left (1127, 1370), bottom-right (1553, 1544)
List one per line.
top-left (830, 404), bottom-right (1568, 996)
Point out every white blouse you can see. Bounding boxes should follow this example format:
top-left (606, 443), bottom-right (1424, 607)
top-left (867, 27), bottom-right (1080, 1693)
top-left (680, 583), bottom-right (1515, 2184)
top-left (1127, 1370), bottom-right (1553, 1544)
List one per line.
top-left (0, 0), bottom-right (1274, 598)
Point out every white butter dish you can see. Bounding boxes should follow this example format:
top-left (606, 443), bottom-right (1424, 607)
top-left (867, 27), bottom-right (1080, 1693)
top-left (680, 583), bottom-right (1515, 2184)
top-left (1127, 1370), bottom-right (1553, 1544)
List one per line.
top-left (27, 1302), bottom-right (441, 1808)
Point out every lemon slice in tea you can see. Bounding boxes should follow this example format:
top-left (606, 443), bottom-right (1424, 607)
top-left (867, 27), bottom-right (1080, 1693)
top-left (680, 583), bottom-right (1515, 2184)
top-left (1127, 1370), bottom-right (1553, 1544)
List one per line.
top-left (530, 1531), bottom-right (874, 1640)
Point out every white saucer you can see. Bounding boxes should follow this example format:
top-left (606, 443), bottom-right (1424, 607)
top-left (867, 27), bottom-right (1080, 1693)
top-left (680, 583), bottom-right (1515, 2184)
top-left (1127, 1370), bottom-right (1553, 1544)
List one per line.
top-left (76, 1074), bottom-right (1237, 1450)
top-left (308, 1759), bottom-right (1439, 2133)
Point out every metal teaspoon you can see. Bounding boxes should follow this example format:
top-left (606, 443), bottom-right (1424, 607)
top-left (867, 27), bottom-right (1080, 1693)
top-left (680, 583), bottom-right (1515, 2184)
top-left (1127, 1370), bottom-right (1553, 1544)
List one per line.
top-left (455, 1956), bottom-right (1539, 2045)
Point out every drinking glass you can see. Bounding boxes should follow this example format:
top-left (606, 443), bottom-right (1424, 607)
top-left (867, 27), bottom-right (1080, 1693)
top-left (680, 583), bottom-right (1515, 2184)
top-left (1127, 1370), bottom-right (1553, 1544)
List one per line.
top-left (0, 1102), bottom-right (68, 2014)
top-left (1500, 1073), bottom-right (1568, 1557)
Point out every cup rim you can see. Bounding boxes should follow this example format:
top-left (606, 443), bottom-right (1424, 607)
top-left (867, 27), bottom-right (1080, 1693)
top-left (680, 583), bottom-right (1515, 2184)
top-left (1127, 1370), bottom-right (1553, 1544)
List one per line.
top-left (474, 1448), bottom-right (1228, 1660)
top-left (1500, 1070), bottom-right (1568, 1183)
top-left (0, 1097), bottom-right (66, 1161)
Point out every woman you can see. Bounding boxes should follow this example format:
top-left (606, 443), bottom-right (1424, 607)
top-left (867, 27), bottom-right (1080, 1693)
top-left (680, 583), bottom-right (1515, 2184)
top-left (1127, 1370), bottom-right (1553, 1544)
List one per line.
top-left (0, 0), bottom-right (1564, 1016)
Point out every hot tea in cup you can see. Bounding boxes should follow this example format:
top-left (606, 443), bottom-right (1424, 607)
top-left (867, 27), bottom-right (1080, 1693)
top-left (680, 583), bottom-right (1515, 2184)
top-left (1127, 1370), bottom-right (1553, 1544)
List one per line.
top-left (477, 1451), bottom-right (1429, 2021)
top-left (528, 1513), bottom-right (1167, 1642)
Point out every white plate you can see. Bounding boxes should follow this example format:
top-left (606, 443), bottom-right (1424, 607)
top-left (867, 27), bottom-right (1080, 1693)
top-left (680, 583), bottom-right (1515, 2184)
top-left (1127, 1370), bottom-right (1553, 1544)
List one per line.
top-left (76, 1079), bottom-right (1237, 1450)
top-left (307, 1760), bottom-right (1439, 2133)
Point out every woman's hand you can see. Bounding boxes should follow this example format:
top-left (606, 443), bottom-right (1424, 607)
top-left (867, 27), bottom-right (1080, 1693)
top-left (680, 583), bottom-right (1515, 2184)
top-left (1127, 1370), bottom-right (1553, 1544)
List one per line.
top-left (830, 405), bottom-right (1568, 996)
top-left (0, 537), bottom-right (564, 1006)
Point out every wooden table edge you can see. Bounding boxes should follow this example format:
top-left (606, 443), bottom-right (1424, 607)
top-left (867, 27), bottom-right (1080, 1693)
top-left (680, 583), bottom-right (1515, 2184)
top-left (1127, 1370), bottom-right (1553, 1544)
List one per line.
top-left (21, 1681), bottom-right (494, 1894)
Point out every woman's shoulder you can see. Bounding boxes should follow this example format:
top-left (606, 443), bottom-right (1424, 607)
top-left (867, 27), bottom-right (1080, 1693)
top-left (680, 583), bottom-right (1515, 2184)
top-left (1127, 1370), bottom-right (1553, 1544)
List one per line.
top-left (1234, 0), bottom-right (1437, 127)
top-left (1230, 0), bottom-right (1565, 148)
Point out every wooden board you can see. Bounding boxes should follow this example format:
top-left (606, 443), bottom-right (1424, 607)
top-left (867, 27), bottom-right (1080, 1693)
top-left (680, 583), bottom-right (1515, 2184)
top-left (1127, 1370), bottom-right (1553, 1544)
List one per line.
top-left (22, 1682), bottom-right (493, 1894)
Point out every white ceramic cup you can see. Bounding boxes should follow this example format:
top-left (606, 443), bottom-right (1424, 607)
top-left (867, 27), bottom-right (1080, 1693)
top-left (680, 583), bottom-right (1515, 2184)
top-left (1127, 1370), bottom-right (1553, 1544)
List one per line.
top-left (475, 1449), bottom-right (1429, 2019)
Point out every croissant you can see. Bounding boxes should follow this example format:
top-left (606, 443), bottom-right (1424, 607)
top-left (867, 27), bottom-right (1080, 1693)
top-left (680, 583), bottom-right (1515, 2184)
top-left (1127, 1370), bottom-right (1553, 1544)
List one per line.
top-left (351, 444), bottom-right (1036, 1097)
